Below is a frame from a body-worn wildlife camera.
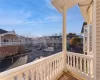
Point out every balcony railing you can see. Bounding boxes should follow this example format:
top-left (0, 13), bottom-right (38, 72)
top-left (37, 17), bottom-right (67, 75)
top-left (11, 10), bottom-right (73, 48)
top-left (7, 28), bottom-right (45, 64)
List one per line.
top-left (0, 51), bottom-right (94, 80)
top-left (0, 52), bottom-right (65, 80)
top-left (66, 52), bottom-right (94, 80)
top-left (1, 42), bottom-right (20, 46)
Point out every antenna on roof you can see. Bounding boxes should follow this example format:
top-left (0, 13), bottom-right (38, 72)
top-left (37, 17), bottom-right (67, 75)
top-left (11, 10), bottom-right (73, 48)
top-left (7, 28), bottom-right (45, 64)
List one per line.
top-left (13, 29), bottom-right (15, 33)
top-left (13, 29), bottom-right (15, 32)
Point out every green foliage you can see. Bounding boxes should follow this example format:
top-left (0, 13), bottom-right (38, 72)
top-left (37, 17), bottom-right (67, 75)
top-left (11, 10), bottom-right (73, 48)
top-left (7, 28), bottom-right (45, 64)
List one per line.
top-left (70, 37), bottom-right (81, 47)
top-left (67, 33), bottom-right (78, 39)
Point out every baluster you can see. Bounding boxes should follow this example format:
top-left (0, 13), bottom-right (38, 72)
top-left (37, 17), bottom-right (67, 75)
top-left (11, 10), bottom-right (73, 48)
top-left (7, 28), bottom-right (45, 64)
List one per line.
top-left (49, 61), bottom-right (52, 79)
top-left (70, 55), bottom-right (72, 67)
top-left (80, 57), bottom-right (82, 72)
top-left (42, 63), bottom-right (45, 80)
top-left (47, 62), bottom-right (49, 80)
top-left (44, 63), bottom-right (47, 80)
top-left (59, 57), bottom-right (61, 70)
top-left (51, 61), bottom-right (54, 78)
top-left (68, 54), bottom-right (69, 65)
top-left (57, 58), bottom-right (59, 72)
top-left (62, 54), bottom-right (65, 69)
top-left (48, 61), bottom-right (50, 80)
top-left (57, 57), bottom-right (59, 73)
top-left (23, 73), bottom-right (26, 80)
top-left (31, 68), bottom-right (35, 80)
top-left (39, 63), bottom-right (43, 80)
top-left (88, 59), bottom-right (91, 76)
top-left (73, 55), bottom-right (75, 68)
top-left (56, 57), bottom-right (58, 73)
top-left (72, 55), bottom-right (73, 67)
top-left (29, 70), bottom-right (32, 80)
top-left (55, 59), bottom-right (57, 74)
top-left (90, 60), bottom-right (93, 77)
top-left (58, 57), bottom-right (60, 72)
top-left (86, 59), bottom-right (89, 75)
top-left (67, 55), bottom-right (68, 63)
top-left (42, 64), bottom-right (44, 80)
top-left (54, 60), bottom-right (55, 76)
top-left (39, 65), bottom-right (41, 80)
top-left (25, 71), bottom-right (29, 80)
top-left (84, 58), bottom-right (86, 74)
top-left (49, 60), bottom-right (51, 80)
top-left (54, 59), bottom-right (56, 74)
top-left (52, 60), bottom-right (54, 77)
top-left (69, 55), bottom-right (70, 66)
top-left (45, 62), bottom-right (47, 80)
top-left (56, 58), bottom-right (58, 73)
top-left (58, 56), bottom-right (60, 71)
top-left (87, 59), bottom-right (89, 75)
top-left (36, 67), bottom-right (39, 80)
top-left (76, 56), bottom-right (78, 71)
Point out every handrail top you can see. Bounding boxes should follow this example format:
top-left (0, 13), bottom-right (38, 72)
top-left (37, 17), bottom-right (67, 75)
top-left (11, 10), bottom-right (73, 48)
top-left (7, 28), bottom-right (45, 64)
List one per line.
top-left (67, 52), bottom-right (93, 59)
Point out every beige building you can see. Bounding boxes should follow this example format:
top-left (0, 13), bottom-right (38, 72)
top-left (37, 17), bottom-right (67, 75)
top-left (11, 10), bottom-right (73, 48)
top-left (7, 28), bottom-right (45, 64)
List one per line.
top-left (0, 29), bottom-right (20, 60)
top-left (0, 29), bottom-right (27, 60)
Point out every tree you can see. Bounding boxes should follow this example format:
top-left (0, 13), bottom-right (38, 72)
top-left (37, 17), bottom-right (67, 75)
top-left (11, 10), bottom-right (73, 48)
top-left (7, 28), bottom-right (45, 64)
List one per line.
top-left (67, 33), bottom-right (78, 39)
top-left (70, 37), bottom-right (81, 48)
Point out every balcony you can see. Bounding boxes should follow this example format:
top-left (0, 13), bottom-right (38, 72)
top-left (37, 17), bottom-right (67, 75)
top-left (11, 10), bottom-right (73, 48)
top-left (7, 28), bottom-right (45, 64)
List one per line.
top-left (0, 0), bottom-right (94, 80)
top-left (0, 52), bottom-right (94, 80)
top-left (1, 42), bottom-right (21, 46)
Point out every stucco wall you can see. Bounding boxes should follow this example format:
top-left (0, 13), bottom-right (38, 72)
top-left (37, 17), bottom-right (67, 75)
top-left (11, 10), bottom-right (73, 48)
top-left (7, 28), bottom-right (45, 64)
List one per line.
top-left (1, 34), bottom-right (19, 42)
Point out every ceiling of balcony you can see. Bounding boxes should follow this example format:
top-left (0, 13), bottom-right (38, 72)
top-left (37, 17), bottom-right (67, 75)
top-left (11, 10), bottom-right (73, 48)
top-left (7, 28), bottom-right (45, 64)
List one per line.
top-left (52, 0), bottom-right (92, 12)
top-left (52, 0), bottom-right (93, 22)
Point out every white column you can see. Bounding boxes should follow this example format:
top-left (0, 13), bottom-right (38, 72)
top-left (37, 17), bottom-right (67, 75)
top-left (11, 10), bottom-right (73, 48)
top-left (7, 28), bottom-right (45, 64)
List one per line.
top-left (62, 5), bottom-right (67, 52)
top-left (62, 5), bottom-right (67, 69)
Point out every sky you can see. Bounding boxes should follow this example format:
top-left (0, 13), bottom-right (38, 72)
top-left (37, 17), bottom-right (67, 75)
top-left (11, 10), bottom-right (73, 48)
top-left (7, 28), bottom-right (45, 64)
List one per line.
top-left (0, 0), bottom-right (84, 37)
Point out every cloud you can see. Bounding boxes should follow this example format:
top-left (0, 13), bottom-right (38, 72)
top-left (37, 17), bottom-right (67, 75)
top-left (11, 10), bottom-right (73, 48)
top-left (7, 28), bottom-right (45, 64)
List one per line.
top-left (0, 0), bottom-right (62, 26)
top-left (0, 3), bottom-right (62, 26)
top-left (0, 9), bottom-right (33, 25)
top-left (44, 16), bottom-right (61, 22)
top-left (0, 8), bottom-right (62, 26)
top-left (23, 15), bottom-right (61, 25)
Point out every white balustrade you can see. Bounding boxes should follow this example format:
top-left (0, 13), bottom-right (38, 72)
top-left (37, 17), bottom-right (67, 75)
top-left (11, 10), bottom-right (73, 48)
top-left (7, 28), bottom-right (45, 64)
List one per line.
top-left (66, 52), bottom-right (94, 79)
top-left (0, 52), bottom-right (65, 80)
top-left (1, 42), bottom-right (20, 46)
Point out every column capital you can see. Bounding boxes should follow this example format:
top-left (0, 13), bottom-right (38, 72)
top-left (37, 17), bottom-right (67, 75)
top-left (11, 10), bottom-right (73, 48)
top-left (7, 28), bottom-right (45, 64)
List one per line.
top-left (63, 4), bottom-right (67, 10)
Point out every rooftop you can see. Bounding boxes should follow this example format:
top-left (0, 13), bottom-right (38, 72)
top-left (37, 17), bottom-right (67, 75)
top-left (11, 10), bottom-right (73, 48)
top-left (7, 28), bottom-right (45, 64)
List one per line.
top-left (0, 29), bottom-right (8, 34)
